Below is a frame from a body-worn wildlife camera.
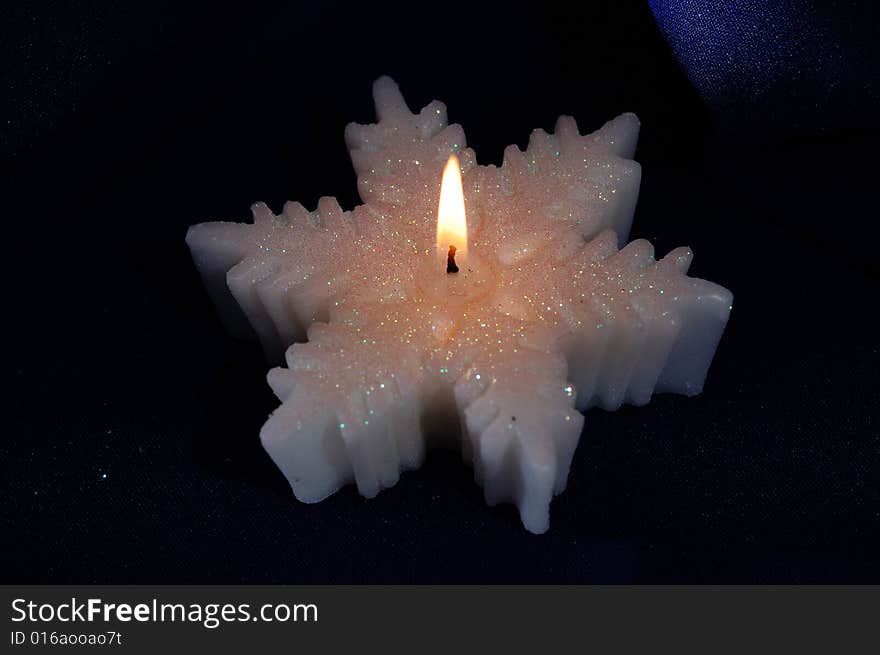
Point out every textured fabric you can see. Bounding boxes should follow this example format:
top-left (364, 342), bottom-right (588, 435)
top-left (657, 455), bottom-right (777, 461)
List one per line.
top-left (649, 0), bottom-right (879, 136)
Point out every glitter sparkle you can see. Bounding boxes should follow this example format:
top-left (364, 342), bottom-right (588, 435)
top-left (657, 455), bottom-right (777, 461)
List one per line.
top-left (187, 77), bottom-right (732, 533)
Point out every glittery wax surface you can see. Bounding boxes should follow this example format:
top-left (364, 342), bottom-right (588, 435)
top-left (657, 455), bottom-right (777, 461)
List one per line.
top-left (186, 77), bottom-right (732, 533)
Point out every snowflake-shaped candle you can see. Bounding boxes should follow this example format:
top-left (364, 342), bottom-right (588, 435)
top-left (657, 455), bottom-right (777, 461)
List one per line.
top-left (186, 77), bottom-right (732, 533)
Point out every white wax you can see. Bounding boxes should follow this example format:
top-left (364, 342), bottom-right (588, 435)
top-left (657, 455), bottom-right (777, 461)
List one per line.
top-left (186, 77), bottom-right (732, 533)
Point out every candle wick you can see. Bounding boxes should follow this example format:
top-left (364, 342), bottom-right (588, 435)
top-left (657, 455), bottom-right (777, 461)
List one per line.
top-left (446, 245), bottom-right (459, 274)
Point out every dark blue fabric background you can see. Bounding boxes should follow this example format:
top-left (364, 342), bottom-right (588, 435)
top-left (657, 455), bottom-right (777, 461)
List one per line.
top-left (650, 0), bottom-right (878, 137)
top-left (2, 0), bottom-right (878, 582)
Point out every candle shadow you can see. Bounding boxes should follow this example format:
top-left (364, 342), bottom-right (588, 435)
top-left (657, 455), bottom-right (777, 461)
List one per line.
top-left (121, 236), bottom-right (291, 495)
top-left (396, 448), bottom-right (531, 533)
top-left (417, 385), bottom-right (534, 533)
top-left (189, 359), bottom-right (292, 496)
top-left (119, 236), bottom-right (221, 325)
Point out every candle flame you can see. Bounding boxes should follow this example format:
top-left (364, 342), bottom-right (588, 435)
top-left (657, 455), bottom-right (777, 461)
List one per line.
top-left (436, 154), bottom-right (467, 257)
